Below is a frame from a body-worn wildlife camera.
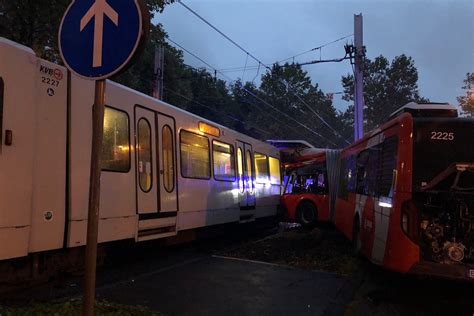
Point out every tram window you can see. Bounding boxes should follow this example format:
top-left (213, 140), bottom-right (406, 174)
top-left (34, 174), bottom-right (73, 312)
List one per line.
top-left (237, 148), bottom-right (243, 177)
top-left (0, 77), bottom-right (3, 153)
top-left (162, 125), bottom-right (175, 192)
top-left (237, 148), bottom-right (244, 192)
top-left (376, 136), bottom-right (398, 197)
top-left (246, 150), bottom-right (254, 191)
top-left (269, 157), bottom-right (281, 185)
top-left (213, 140), bottom-right (236, 181)
top-left (137, 118), bottom-right (152, 192)
top-left (254, 152), bottom-right (269, 183)
top-left (180, 130), bottom-right (210, 179)
top-left (101, 107), bottom-right (130, 172)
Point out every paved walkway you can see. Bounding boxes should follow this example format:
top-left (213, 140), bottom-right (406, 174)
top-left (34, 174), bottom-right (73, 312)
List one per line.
top-left (98, 255), bottom-right (352, 316)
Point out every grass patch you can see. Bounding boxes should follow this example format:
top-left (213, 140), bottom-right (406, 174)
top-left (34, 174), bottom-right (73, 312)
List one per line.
top-left (0, 298), bottom-right (162, 316)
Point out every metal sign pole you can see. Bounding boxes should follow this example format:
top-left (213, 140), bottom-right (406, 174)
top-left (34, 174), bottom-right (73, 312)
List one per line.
top-left (58, 1), bottom-right (149, 314)
top-left (83, 79), bottom-right (106, 316)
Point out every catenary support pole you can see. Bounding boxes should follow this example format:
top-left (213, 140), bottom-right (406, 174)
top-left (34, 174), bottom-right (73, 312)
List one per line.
top-left (354, 14), bottom-right (364, 141)
top-left (153, 45), bottom-right (164, 100)
top-left (83, 79), bottom-right (106, 316)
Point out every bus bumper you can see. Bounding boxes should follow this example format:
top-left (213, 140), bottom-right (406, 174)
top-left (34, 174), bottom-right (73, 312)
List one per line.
top-left (409, 261), bottom-right (474, 281)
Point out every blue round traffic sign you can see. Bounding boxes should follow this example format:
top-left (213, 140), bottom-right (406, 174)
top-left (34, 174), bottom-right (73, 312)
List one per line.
top-left (59, 0), bottom-right (146, 80)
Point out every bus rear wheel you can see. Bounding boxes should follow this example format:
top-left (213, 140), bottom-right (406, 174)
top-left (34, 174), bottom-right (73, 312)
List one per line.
top-left (296, 201), bottom-right (317, 227)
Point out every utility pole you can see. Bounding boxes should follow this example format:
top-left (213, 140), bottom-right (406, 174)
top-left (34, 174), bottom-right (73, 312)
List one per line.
top-left (353, 13), bottom-right (365, 141)
top-left (153, 44), bottom-right (164, 100)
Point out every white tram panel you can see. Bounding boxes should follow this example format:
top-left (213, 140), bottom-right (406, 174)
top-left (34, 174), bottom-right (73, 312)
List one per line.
top-left (0, 38), bottom-right (281, 260)
top-left (0, 38), bottom-right (36, 260)
top-left (69, 79), bottom-right (137, 247)
top-left (0, 38), bottom-right (67, 259)
top-left (30, 58), bottom-right (67, 253)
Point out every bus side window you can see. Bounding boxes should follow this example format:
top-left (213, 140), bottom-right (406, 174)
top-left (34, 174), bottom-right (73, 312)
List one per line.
top-left (356, 150), bottom-right (369, 194)
top-left (338, 158), bottom-right (349, 199)
top-left (376, 136), bottom-right (399, 197)
top-left (283, 174), bottom-right (294, 194)
top-left (317, 173), bottom-right (326, 192)
top-left (0, 77), bottom-right (3, 153)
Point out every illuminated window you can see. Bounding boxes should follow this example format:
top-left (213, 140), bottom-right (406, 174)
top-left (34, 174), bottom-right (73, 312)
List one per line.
top-left (237, 148), bottom-right (243, 177)
top-left (180, 130), bottom-right (210, 179)
top-left (0, 77), bottom-right (3, 153)
top-left (213, 140), bottom-right (235, 181)
top-left (269, 157), bottom-right (281, 185)
top-left (237, 148), bottom-right (244, 192)
top-left (246, 150), bottom-right (254, 192)
top-left (254, 152), bottom-right (269, 183)
top-left (102, 107), bottom-right (130, 172)
top-left (138, 118), bottom-right (152, 192)
top-left (162, 125), bottom-right (174, 192)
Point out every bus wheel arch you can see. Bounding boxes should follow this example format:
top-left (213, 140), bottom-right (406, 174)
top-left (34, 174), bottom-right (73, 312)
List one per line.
top-left (296, 200), bottom-right (317, 226)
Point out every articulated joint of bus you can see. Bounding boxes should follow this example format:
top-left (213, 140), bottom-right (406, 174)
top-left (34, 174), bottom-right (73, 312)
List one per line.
top-left (406, 164), bottom-right (474, 265)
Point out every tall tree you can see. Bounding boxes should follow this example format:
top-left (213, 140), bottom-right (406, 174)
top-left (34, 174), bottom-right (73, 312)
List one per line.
top-left (342, 54), bottom-right (428, 131)
top-left (257, 63), bottom-right (344, 147)
top-left (457, 72), bottom-right (474, 117)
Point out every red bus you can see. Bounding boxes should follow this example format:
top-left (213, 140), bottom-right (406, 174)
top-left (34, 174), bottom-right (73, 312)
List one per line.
top-left (334, 102), bottom-right (474, 280)
top-left (280, 149), bottom-right (340, 226)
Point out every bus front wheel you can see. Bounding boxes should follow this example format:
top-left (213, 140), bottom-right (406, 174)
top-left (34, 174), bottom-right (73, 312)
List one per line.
top-left (296, 201), bottom-right (317, 226)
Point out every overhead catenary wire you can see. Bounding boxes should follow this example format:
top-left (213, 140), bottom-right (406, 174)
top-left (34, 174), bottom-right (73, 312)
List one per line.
top-left (166, 38), bottom-right (337, 145)
top-left (164, 86), bottom-right (274, 137)
top-left (217, 33), bottom-right (354, 73)
top-left (176, 0), bottom-right (347, 144)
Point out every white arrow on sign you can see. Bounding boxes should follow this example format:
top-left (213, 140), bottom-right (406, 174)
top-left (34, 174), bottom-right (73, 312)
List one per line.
top-left (80, 0), bottom-right (119, 68)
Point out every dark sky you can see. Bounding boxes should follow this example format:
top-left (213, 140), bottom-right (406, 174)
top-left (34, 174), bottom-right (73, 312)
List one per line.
top-left (156, 0), bottom-right (474, 112)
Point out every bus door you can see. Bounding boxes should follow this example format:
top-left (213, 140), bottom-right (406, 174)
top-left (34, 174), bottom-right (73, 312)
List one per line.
top-left (236, 141), bottom-right (256, 220)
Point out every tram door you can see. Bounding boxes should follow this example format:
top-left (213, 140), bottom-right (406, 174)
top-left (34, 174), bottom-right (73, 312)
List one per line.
top-left (236, 141), bottom-right (256, 214)
top-left (156, 114), bottom-right (177, 214)
top-left (135, 108), bottom-right (178, 215)
top-left (135, 107), bottom-right (158, 214)
top-left (135, 108), bottom-right (177, 240)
